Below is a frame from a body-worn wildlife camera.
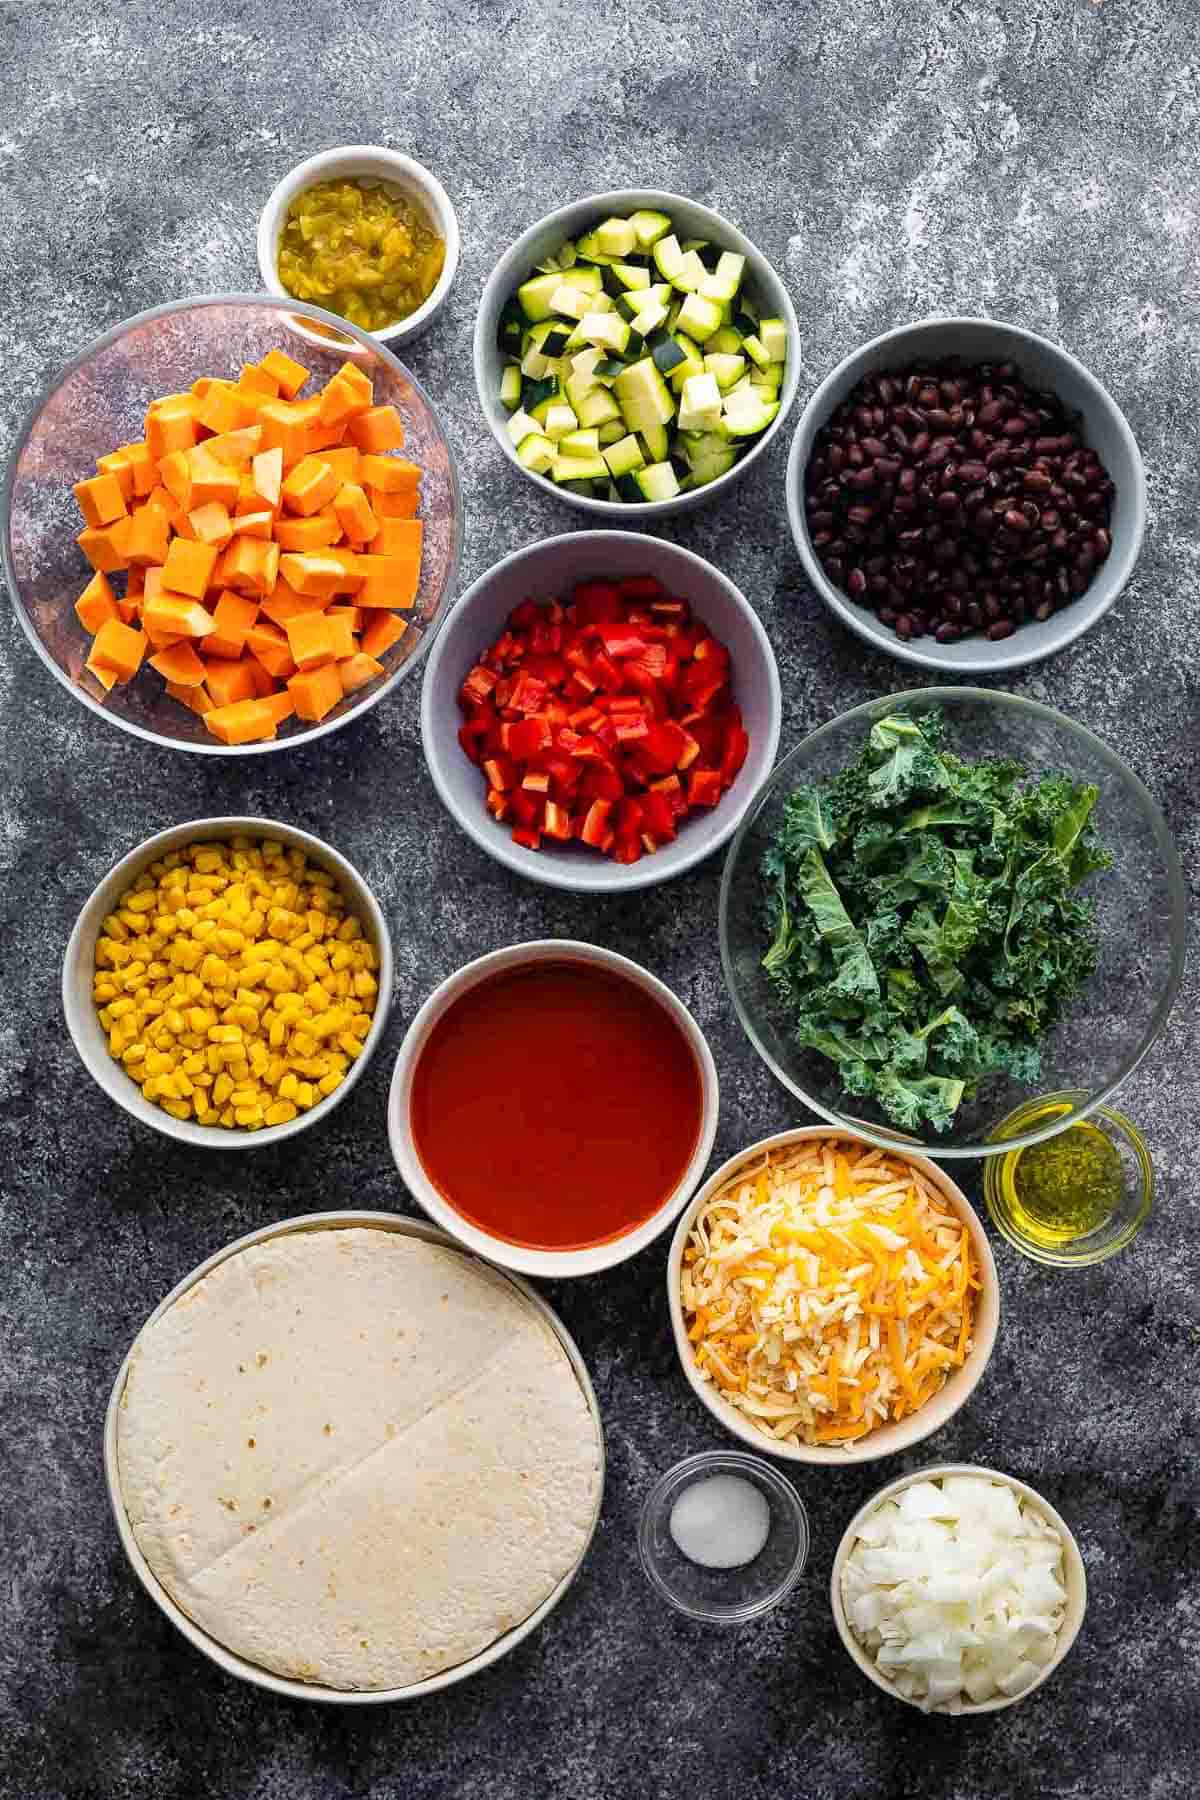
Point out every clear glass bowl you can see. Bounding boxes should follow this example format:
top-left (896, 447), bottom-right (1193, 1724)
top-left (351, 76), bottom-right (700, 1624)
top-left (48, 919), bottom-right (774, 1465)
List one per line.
top-left (719, 687), bottom-right (1185, 1160)
top-left (2, 294), bottom-right (462, 754)
top-left (638, 1451), bottom-right (809, 1623)
top-left (983, 1090), bottom-right (1153, 1265)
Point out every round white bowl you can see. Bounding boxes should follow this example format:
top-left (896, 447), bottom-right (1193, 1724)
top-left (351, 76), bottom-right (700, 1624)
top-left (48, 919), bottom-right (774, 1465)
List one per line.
top-left (474, 188), bottom-right (801, 518)
top-left (257, 145), bottom-right (460, 351)
top-left (104, 1209), bottom-right (604, 1703)
top-left (421, 531), bottom-right (781, 893)
top-left (786, 316), bottom-right (1146, 673)
top-left (831, 1462), bottom-right (1088, 1714)
top-left (64, 817), bottom-right (393, 1149)
top-left (388, 939), bottom-right (720, 1278)
top-left (667, 1127), bottom-right (1000, 1464)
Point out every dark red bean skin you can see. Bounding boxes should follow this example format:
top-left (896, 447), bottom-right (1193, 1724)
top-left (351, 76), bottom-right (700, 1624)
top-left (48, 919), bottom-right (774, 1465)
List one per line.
top-left (803, 356), bottom-right (1115, 647)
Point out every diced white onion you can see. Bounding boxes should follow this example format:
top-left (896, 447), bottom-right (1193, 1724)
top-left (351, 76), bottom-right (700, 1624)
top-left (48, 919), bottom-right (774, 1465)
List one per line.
top-left (841, 1475), bottom-right (1068, 1710)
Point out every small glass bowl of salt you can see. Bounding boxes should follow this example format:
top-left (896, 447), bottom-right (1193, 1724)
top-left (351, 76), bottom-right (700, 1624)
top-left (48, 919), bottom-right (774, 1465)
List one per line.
top-left (638, 1451), bottom-right (809, 1623)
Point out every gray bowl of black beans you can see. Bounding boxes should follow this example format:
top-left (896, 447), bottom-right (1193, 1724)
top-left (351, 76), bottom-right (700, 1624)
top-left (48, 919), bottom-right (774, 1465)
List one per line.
top-left (787, 317), bottom-right (1146, 673)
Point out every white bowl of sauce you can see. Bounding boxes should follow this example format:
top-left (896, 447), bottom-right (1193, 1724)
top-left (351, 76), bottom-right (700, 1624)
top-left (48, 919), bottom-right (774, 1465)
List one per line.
top-left (387, 939), bottom-right (719, 1278)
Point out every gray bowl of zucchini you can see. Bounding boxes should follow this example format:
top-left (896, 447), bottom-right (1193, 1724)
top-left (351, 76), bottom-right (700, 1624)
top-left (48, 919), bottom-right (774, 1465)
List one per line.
top-left (474, 190), bottom-right (801, 517)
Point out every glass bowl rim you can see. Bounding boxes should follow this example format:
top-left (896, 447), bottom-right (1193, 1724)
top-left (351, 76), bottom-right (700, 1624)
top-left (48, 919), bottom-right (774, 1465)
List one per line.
top-left (718, 684), bottom-right (1186, 1161)
top-left (637, 1449), bottom-right (810, 1623)
top-left (1, 290), bottom-right (464, 756)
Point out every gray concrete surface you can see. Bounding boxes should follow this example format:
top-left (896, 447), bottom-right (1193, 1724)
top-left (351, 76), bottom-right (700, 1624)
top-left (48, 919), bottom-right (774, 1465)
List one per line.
top-left (0, 2), bottom-right (1197, 1796)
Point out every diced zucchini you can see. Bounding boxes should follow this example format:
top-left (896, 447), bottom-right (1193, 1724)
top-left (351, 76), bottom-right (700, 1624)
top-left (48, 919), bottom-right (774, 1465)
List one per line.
top-left (564, 371), bottom-right (598, 414)
top-left (613, 358), bottom-right (676, 434)
top-left (516, 433), bottom-right (556, 475)
top-left (665, 335), bottom-right (706, 391)
top-left (706, 325), bottom-right (743, 355)
top-left (749, 363), bottom-right (783, 392)
top-left (687, 447), bottom-right (738, 487)
top-left (704, 352), bottom-right (747, 392)
top-left (574, 230), bottom-right (616, 265)
top-left (652, 234), bottom-right (684, 282)
top-left (521, 342), bottom-right (553, 380)
top-left (734, 307), bottom-right (758, 338)
top-left (675, 292), bottom-right (723, 343)
top-left (499, 366), bottom-right (523, 411)
top-left (581, 312), bottom-right (631, 354)
top-left (497, 299), bottom-right (525, 354)
top-left (638, 421), bottom-right (671, 462)
top-left (506, 408), bottom-right (539, 446)
top-left (595, 216), bottom-right (637, 258)
top-left (669, 249), bottom-right (708, 294)
top-left (570, 265), bottom-right (605, 294)
top-left (571, 347), bottom-right (604, 382)
top-left (652, 337), bottom-right (688, 376)
top-left (594, 357), bottom-right (626, 380)
top-left (759, 317), bottom-right (789, 363)
top-left (576, 386), bottom-right (621, 428)
top-left (540, 326), bottom-right (573, 360)
top-left (723, 388), bottom-right (779, 437)
top-left (629, 296), bottom-right (670, 338)
top-left (629, 208), bottom-right (672, 249)
top-left (543, 402), bottom-right (579, 443)
top-left (611, 261), bottom-right (651, 292)
top-left (596, 419), bottom-right (627, 446)
top-left (699, 252), bottom-right (746, 303)
top-left (635, 462), bottom-right (681, 502)
top-left (678, 372), bottom-right (723, 432)
top-left (742, 332), bottom-right (772, 370)
top-left (552, 452), bottom-right (609, 483)
top-left (559, 427), bottom-right (601, 458)
top-left (517, 272), bottom-right (565, 322)
top-left (521, 374), bottom-right (559, 415)
top-left (549, 283), bottom-right (595, 321)
top-left (602, 433), bottom-right (646, 478)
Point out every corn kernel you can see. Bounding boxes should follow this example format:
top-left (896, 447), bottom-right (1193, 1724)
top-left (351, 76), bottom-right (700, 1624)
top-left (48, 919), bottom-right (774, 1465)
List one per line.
top-left (264, 1100), bottom-right (298, 1126)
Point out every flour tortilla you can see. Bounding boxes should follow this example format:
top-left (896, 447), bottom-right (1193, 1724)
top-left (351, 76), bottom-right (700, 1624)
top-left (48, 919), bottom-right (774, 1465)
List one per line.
top-left (116, 1228), bottom-right (602, 1690)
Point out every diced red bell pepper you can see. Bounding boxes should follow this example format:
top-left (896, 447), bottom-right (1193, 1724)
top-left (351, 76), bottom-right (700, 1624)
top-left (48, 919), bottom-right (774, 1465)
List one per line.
top-left (688, 767), bottom-right (723, 807)
top-left (543, 800), bottom-right (572, 841)
top-left (458, 722), bottom-right (484, 764)
top-left (572, 581), bottom-right (624, 623)
top-left (625, 642), bottom-right (669, 683)
top-left (504, 715), bottom-right (552, 759)
top-left (508, 788), bottom-right (541, 827)
top-left (642, 789), bottom-right (678, 841)
top-left (650, 773), bottom-right (688, 818)
top-left (522, 770), bottom-right (550, 793)
top-left (614, 713), bottom-right (650, 744)
top-left (640, 718), bottom-right (689, 774)
top-left (618, 576), bottom-right (664, 601)
top-left (460, 663), bottom-right (498, 705)
top-left (482, 754), bottom-right (517, 791)
top-left (529, 619), bottom-right (561, 654)
top-left (613, 838), bottom-right (643, 864)
top-left (590, 649), bottom-right (624, 693)
top-left (593, 622), bottom-right (651, 658)
top-left (485, 788), bottom-right (508, 820)
top-left (511, 825), bottom-right (541, 849)
top-left (650, 598), bottom-right (688, 620)
top-left (509, 600), bottom-right (540, 630)
top-left (508, 672), bottom-right (549, 714)
top-left (616, 794), bottom-right (644, 837)
top-left (677, 732), bottom-right (702, 770)
top-left (582, 764), bottom-right (625, 803)
top-left (722, 716), bottom-right (750, 784)
top-left (579, 799), bottom-right (612, 847)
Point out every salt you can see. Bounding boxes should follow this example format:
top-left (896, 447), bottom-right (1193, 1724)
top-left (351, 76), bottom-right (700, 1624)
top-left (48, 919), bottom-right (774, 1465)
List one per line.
top-left (669, 1474), bottom-right (771, 1569)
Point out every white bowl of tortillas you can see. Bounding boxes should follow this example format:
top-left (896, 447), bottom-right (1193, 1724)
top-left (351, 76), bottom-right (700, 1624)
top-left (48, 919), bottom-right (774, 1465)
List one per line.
top-left (106, 1210), bottom-right (605, 1701)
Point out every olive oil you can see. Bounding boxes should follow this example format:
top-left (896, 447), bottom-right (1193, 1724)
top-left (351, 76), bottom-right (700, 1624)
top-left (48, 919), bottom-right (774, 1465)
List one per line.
top-left (985, 1092), bottom-right (1152, 1267)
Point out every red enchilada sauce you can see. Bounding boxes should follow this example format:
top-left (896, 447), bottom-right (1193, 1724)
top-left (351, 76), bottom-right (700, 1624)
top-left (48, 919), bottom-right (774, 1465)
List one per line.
top-left (410, 960), bottom-right (703, 1251)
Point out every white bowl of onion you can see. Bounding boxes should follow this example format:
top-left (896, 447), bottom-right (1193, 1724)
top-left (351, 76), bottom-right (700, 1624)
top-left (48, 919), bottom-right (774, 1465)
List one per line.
top-left (831, 1464), bottom-right (1087, 1714)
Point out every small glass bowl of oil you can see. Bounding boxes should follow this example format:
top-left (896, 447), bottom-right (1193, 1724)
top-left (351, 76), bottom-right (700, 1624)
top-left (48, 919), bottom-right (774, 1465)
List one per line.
top-left (984, 1091), bottom-right (1152, 1267)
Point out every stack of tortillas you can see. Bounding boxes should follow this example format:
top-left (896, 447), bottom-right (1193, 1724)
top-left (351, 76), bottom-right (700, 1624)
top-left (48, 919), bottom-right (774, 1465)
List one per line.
top-left (116, 1226), bottom-right (603, 1691)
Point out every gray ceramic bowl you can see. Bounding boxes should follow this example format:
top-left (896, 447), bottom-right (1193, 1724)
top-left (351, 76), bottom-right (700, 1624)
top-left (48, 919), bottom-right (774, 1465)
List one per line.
top-left (474, 189), bottom-right (801, 519)
top-left (420, 532), bottom-right (781, 892)
top-left (63, 817), bottom-right (393, 1148)
top-left (786, 316), bottom-right (1146, 673)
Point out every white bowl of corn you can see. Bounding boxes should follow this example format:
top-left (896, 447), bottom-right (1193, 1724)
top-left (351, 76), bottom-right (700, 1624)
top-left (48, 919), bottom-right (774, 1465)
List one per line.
top-left (63, 818), bottom-right (393, 1148)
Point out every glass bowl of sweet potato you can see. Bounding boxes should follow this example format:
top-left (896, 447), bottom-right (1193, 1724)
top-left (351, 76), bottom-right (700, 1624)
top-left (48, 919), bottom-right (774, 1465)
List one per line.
top-left (2, 294), bottom-right (462, 752)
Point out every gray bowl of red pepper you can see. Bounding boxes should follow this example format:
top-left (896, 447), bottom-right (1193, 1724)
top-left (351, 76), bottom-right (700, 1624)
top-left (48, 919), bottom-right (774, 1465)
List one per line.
top-left (420, 531), bottom-right (781, 892)
top-left (786, 316), bottom-right (1146, 674)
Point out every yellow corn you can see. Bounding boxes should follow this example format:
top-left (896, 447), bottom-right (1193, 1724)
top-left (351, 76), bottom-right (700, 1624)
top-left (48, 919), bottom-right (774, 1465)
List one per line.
top-left (91, 837), bottom-right (377, 1135)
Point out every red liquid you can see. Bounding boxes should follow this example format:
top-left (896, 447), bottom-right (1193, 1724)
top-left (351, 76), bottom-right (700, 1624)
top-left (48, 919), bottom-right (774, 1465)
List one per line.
top-left (410, 961), bottom-right (703, 1251)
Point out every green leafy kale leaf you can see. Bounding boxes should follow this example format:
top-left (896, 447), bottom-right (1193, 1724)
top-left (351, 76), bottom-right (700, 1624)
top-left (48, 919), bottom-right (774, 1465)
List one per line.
top-left (760, 709), bottom-right (1111, 1134)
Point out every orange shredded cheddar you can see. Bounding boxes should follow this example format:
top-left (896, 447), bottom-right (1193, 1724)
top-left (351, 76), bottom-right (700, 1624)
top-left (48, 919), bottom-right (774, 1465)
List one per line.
top-left (679, 1136), bottom-right (977, 1452)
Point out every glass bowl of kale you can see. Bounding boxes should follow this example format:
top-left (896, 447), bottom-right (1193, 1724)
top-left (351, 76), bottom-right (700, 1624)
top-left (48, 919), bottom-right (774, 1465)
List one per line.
top-left (719, 691), bottom-right (1185, 1159)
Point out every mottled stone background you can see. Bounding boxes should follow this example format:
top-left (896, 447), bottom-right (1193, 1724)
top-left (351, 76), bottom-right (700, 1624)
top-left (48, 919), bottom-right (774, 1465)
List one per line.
top-left (1, 2), bottom-right (1197, 1797)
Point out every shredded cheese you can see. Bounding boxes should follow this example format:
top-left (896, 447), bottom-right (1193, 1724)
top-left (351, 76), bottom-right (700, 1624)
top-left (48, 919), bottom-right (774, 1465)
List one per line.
top-left (679, 1138), bottom-right (979, 1451)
